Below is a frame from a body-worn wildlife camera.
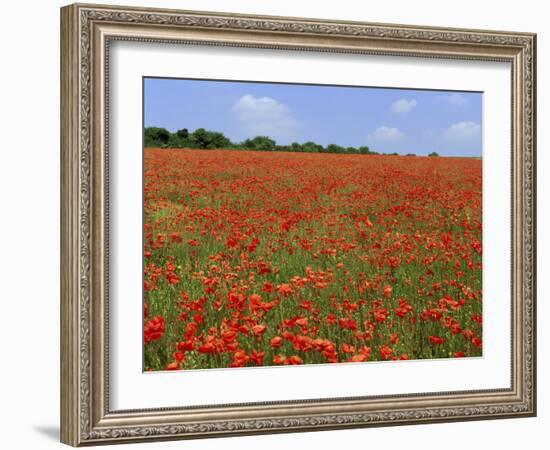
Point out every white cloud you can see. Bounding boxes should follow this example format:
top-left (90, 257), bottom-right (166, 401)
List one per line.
top-left (391, 98), bottom-right (417, 113)
top-left (436, 93), bottom-right (467, 106)
top-left (367, 126), bottom-right (404, 142)
top-left (232, 94), bottom-right (300, 139)
top-left (442, 121), bottom-right (481, 141)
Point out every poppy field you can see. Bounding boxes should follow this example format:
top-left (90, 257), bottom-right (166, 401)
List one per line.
top-left (143, 148), bottom-right (482, 371)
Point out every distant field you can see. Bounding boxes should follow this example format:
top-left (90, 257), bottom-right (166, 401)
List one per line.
top-left (143, 148), bottom-right (482, 371)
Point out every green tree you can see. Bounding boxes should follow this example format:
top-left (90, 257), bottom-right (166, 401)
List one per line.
top-left (190, 128), bottom-right (210, 148)
top-left (144, 127), bottom-right (170, 147)
top-left (428, 151), bottom-right (439, 157)
top-left (301, 141), bottom-right (324, 153)
top-left (327, 144), bottom-right (345, 154)
top-left (289, 142), bottom-right (302, 152)
top-left (206, 132), bottom-right (231, 149)
top-left (190, 128), bottom-right (231, 149)
top-left (242, 136), bottom-right (276, 151)
top-left (176, 128), bottom-right (189, 139)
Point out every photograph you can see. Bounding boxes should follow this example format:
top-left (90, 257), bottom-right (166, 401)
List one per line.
top-left (142, 78), bottom-right (483, 371)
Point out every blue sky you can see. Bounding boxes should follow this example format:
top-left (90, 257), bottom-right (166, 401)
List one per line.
top-left (144, 77), bottom-right (482, 156)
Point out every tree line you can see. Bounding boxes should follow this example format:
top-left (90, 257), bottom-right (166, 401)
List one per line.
top-left (144, 127), bottom-right (439, 156)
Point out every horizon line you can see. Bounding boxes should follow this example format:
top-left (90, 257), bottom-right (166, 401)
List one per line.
top-left (143, 146), bottom-right (482, 158)
top-left (143, 125), bottom-right (482, 158)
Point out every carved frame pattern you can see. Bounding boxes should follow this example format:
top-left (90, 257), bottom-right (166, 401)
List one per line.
top-left (60, 3), bottom-right (536, 446)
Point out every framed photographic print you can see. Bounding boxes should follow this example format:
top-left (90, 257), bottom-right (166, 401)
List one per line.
top-left (60, 3), bottom-right (537, 446)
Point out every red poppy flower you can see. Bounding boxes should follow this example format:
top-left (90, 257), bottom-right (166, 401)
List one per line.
top-left (251, 324), bottom-right (267, 338)
top-left (177, 340), bottom-right (195, 352)
top-left (273, 354), bottom-right (287, 365)
top-left (231, 350), bottom-right (249, 367)
top-left (472, 336), bottom-right (482, 348)
top-left (287, 355), bottom-right (303, 365)
top-left (277, 284), bottom-right (293, 296)
top-left (429, 335), bottom-right (445, 345)
top-left (374, 308), bottom-right (388, 323)
top-left (342, 343), bottom-right (355, 354)
top-left (144, 316), bottom-right (165, 344)
top-left (379, 345), bottom-right (393, 360)
top-left (249, 350), bottom-right (266, 366)
top-left (262, 282), bottom-right (274, 293)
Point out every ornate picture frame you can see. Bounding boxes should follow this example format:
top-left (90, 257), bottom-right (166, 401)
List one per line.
top-left (60, 3), bottom-right (536, 446)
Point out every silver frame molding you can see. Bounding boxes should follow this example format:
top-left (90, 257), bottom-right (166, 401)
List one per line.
top-left (60, 3), bottom-right (536, 446)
